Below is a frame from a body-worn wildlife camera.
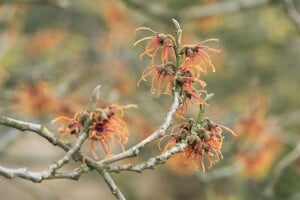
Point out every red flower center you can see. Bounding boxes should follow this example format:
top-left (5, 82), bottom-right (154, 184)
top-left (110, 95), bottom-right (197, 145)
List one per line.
top-left (95, 123), bottom-right (104, 132)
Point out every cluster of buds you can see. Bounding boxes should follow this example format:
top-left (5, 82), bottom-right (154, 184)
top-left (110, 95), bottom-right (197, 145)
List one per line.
top-left (164, 118), bottom-right (236, 172)
top-left (52, 104), bottom-right (136, 160)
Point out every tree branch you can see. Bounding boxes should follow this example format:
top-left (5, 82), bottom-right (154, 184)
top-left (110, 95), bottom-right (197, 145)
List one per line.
top-left (0, 129), bottom-right (88, 182)
top-left (108, 143), bottom-right (187, 173)
top-left (0, 165), bottom-right (86, 182)
top-left (99, 169), bottom-right (126, 200)
top-left (45, 130), bottom-right (88, 174)
top-left (0, 116), bottom-right (71, 151)
top-left (0, 90), bottom-right (181, 199)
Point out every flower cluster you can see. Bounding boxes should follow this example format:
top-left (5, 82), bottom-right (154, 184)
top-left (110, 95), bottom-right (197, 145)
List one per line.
top-left (135, 22), bottom-right (236, 173)
top-left (134, 26), bottom-right (219, 116)
top-left (52, 104), bottom-right (136, 160)
top-left (164, 118), bottom-right (236, 172)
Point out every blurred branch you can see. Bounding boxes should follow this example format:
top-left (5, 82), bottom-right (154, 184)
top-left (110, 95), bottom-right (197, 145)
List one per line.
top-left (283, 0), bottom-right (300, 32)
top-left (196, 161), bottom-right (244, 182)
top-left (108, 143), bottom-right (187, 173)
top-left (264, 143), bottom-right (300, 198)
top-left (179, 0), bottom-right (272, 20)
top-left (124, 0), bottom-right (272, 21)
top-left (123, 0), bottom-right (170, 20)
top-left (98, 92), bottom-right (181, 165)
top-left (0, 0), bottom-right (71, 8)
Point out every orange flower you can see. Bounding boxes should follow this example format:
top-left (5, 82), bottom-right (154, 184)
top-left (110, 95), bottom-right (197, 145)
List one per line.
top-left (52, 112), bottom-right (84, 138)
top-left (137, 63), bottom-right (175, 96)
top-left (235, 108), bottom-right (282, 178)
top-left (52, 104), bottom-right (136, 160)
top-left (176, 70), bottom-right (207, 117)
top-left (134, 27), bottom-right (175, 65)
top-left (87, 105), bottom-right (132, 159)
top-left (181, 39), bottom-right (220, 77)
top-left (12, 81), bottom-right (60, 116)
top-left (164, 118), bottom-right (236, 172)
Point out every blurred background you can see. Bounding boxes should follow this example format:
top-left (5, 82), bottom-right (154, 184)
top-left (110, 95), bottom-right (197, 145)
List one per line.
top-left (0, 0), bottom-right (300, 199)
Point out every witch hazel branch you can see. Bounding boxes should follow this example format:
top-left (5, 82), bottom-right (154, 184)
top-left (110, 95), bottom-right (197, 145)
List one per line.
top-left (0, 19), bottom-right (236, 200)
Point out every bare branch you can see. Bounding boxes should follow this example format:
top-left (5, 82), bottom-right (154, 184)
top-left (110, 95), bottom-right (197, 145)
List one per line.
top-left (98, 92), bottom-right (181, 165)
top-left (0, 116), bottom-right (71, 152)
top-left (283, 0), bottom-right (300, 32)
top-left (108, 143), bottom-right (187, 173)
top-left (99, 170), bottom-right (126, 200)
top-left (45, 130), bottom-right (88, 173)
top-left (0, 129), bottom-right (88, 182)
top-left (0, 91), bottom-right (181, 200)
top-left (0, 165), bottom-right (87, 182)
top-left (0, 165), bottom-right (44, 182)
top-left (0, 116), bottom-right (98, 164)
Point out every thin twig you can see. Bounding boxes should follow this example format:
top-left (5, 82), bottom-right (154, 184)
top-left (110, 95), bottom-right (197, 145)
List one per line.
top-left (0, 165), bottom-right (86, 182)
top-left (99, 169), bottom-right (126, 200)
top-left (98, 92), bottom-right (181, 165)
top-left (45, 130), bottom-right (88, 174)
top-left (108, 143), bottom-right (187, 173)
